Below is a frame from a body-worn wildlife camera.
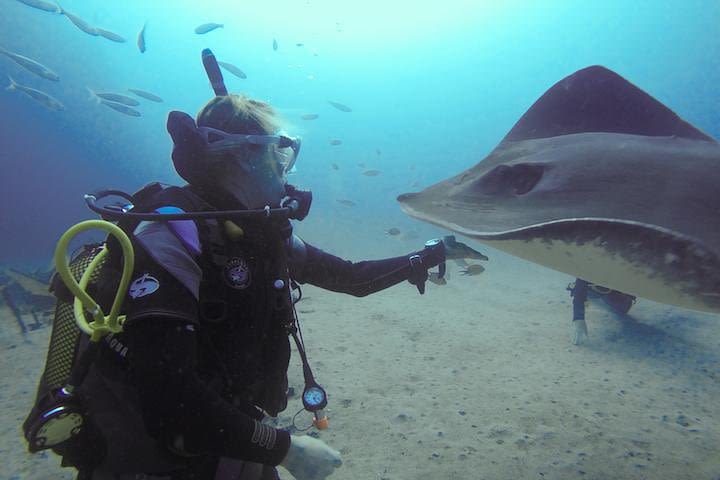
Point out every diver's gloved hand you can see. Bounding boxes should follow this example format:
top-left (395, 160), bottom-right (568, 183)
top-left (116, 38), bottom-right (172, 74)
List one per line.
top-left (280, 435), bottom-right (342, 480)
top-left (167, 110), bottom-right (208, 185)
top-left (408, 238), bottom-right (446, 294)
top-left (441, 235), bottom-right (488, 261)
top-left (408, 236), bottom-right (488, 294)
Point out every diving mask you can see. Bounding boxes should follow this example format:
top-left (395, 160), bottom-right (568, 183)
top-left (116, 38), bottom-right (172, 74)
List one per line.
top-left (200, 126), bottom-right (301, 175)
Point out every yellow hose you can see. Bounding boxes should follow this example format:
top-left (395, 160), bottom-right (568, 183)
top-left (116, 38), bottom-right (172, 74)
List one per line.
top-left (54, 220), bottom-right (134, 342)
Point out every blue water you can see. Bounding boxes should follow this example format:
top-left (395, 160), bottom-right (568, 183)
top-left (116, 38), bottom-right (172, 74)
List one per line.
top-left (1, 0), bottom-right (719, 266)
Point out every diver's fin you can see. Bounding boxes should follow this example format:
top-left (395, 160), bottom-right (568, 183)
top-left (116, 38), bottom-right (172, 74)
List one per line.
top-left (502, 65), bottom-right (714, 143)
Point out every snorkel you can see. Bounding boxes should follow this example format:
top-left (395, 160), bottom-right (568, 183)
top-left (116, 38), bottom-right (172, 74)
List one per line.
top-left (203, 48), bottom-right (228, 96)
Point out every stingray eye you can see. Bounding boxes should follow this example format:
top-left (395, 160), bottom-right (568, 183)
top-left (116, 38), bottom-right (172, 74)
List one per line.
top-left (476, 163), bottom-right (544, 196)
top-left (509, 163), bottom-right (545, 194)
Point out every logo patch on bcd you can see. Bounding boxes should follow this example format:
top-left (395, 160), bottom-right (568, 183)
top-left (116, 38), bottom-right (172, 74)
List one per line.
top-left (128, 273), bottom-right (160, 299)
top-left (224, 257), bottom-right (251, 289)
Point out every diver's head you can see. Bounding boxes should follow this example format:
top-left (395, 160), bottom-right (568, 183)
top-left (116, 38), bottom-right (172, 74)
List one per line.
top-left (191, 94), bottom-right (300, 210)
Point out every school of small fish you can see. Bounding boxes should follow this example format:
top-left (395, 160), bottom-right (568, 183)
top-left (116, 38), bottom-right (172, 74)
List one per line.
top-left (5, 1), bottom-right (170, 116)
top-left (5, 0), bottom-right (453, 286)
top-left (8, 2), bottom-right (390, 201)
top-left (7, 0), bottom-right (359, 123)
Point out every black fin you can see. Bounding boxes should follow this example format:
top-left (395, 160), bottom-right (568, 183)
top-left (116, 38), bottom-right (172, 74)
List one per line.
top-left (503, 65), bottom-right (714, 142)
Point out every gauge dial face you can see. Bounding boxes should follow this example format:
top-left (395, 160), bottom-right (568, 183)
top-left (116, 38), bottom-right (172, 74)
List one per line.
top-left (36, 412), bottom-right (84, 446)
top-left (303, 386), bottom-right (326, 407)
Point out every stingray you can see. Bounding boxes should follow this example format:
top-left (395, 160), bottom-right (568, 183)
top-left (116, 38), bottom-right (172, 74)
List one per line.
top-left (398, 65), bottom-right (720, 315)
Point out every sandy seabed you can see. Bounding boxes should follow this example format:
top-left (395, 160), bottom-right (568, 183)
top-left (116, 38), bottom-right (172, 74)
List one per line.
top-left (2, 247), bottom-right (719, 480)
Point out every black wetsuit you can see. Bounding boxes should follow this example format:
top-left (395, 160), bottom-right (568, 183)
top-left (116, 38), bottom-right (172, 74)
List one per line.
top-left (80, 187), bottom-right (443, 479)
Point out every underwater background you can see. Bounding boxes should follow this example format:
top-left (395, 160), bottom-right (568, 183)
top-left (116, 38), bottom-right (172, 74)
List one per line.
top-left (1, 0), bottom-right (719, 267)
top-left (2, 1), bottom-right (720, 479)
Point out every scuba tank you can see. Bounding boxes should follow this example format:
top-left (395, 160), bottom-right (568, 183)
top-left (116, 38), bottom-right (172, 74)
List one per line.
top-left (23, 221), bottom-right (134, 458)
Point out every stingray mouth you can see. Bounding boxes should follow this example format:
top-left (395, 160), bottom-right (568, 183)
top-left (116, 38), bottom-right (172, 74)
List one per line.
top-left (470, 163), bottom-right (545, 196)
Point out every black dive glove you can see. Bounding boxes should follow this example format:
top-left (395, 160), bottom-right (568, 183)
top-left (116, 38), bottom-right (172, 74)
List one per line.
top-left (407, 238), bottom-right (446, 295)
top-left (407, 235), bottom-right (488, 294)
top-left (167, 111), bottom-right (208, 185)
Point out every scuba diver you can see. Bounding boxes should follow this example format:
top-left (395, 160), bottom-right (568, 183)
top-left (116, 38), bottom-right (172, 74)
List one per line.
top-left (23, 49), bottom-right (486, 480)
top-left (568, 278), bottom-right (637, 344)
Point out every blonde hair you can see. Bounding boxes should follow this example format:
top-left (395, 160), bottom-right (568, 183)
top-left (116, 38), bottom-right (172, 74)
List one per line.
top-left (197, 94), bottom-right (282, 165)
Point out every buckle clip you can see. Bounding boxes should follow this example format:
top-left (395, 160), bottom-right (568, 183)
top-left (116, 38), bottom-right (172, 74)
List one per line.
top-left (408, 254), bottom-right (427, 295)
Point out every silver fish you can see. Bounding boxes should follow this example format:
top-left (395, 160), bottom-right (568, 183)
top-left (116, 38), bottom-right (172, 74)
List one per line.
top-left (97, 28), bottom-right (126, 43)
top-left (273, 38), bottom-right (278, 51)
top-left (15, 0), bottom-right (60, 13)
top-left (218, 61), bottom-right (246, 79)
top-left (362, 169), bottom-right (381, 177)
top-left (7, 75), bottom-right (64, 111)
top-left (328, 100), bottom-right (352, 112)
top-left (128, 88), bottom-right (163, 103)
top-left (460, 264), bottom-right (486, 276)
top-left (442, 235), bottom-right (488, 261)
top-left (99, 100), bottom-right (141, 117)
top-left (195, 23), bottom-right (223, 34)
top-left (59, 5), bottom-right (98, 36)
top-left (88, 88), bottom-right (140, 106)
top-left (137, 22), bottom-right (147, 53)
top-left (337, 199), bottom-right (356, 207)
top-left (0, 47), bottom-right (59, 81)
